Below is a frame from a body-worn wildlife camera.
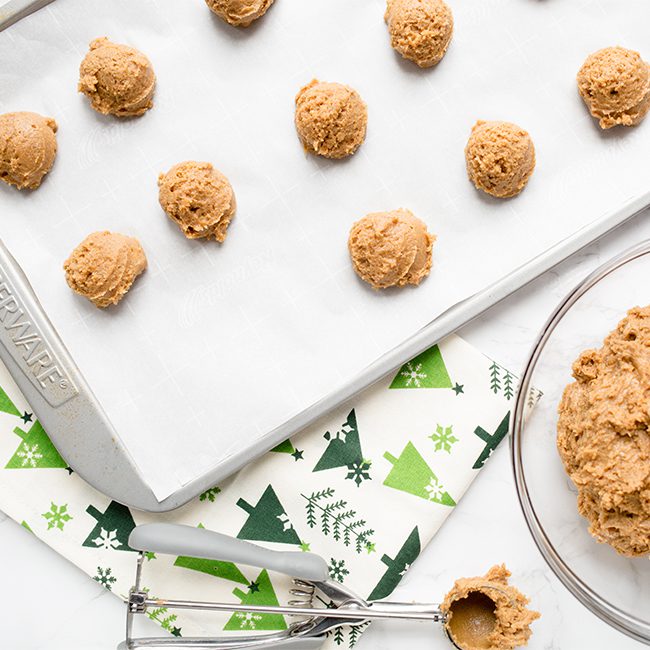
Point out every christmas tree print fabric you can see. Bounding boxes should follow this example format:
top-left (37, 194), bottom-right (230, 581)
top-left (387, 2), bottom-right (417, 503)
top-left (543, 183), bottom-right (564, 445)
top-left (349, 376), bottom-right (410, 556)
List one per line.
top-left (0, 335), bottom-right (534, 648)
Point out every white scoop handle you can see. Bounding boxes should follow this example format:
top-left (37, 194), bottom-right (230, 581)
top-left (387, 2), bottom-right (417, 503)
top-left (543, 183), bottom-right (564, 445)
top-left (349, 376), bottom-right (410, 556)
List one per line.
top-left (128, 523), bottom-right (329, 582)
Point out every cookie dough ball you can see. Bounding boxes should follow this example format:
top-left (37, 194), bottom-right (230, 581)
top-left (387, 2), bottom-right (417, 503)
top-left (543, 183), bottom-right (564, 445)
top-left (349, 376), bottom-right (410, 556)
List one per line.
top-left (577, 46), bottom-right (650, 129)
top-left (295, 80), bottom-right (368, 159)
top-left (348, 209), bottom-right (435, 290)
top-left (441, 565), bottom-right (540, 650)
top-left (384, 0), bottom-right (453, 68)
top-left (78, 37), bottom-right (156, 117)
top-left (64, 231), bottom-right (147, 308)
top-left (557, 306), bottom-right (650, 557)
top-left (465, 120), bottom-right (535, 199)
top-left (0, 112), bottom-right (57, 190)
top-left (205, 0), bottom-right (274, 27)
top-left (158, 161), bottom-right (236, 242)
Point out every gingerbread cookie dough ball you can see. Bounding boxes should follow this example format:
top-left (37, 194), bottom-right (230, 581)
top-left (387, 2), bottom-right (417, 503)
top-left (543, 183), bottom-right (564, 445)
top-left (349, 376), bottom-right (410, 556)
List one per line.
top-left (384, 0), bottom-right (453, 68)
top-left (78, 37), bottom-right (156, 117)
top-left (557, 306), bottom-right (650, 557)
top-left (0, 112), bottom-right (57, 190)
top-left (295, 80), bottom-right (368, 159)
top-left (158, 161), bottom-right (236, 242)
top-left (205, 0), bottom-right (275, 27)
top-left (348, 209), bottom-right (435, 290)
top-left (64, 231), bottom-right (147, 308)
top-left (577, 46), bottom-right (650, 129)
top-left (465, 120), bottom-right (535, 199)
top-left (442, 565), bottom-right (540, 650)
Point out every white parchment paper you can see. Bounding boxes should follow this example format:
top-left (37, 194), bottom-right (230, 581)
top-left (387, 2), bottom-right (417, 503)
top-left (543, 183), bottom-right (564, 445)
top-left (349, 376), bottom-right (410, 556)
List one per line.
top-left (0, 0), bottom-right (649, 499)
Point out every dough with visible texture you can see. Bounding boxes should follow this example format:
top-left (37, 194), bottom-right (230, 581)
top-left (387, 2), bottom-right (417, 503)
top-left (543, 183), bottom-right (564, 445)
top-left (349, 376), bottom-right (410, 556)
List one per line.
top-left (64, 231), bottom-right (146, 308)
top-left (384, 0), bottom-right (453, 68)
top-left (348, 209), bottom-right (434, 289)
top-left (79, 37), bottom-right (156, 117)
top-left (441, 565), bottom-right (540, 650)
top-left (0, 112), bottom-right (57, 190)
top-left (577, 46), bottom-right (650, 129)
top-left (557, 306), bottom-right (650, 557)
top-left (295, 80), bottom-right (367, 159)
top-left (465, 120), bottom-right (535, 199)
top-left (158, 161), bottom-right (236, 242)
top-left (205, 0), bottom-right (274, 26)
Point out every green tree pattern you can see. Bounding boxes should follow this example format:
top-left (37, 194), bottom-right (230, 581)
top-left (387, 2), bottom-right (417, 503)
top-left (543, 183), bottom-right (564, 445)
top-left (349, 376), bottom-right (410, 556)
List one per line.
top-left (302, 488), bottom-right (375, 553)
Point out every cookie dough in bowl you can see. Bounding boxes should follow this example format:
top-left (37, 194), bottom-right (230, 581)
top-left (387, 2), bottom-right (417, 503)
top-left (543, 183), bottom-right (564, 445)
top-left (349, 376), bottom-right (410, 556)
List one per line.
top-left (0, 111), bottom-right (57, 190)
top-left (557, 305), bottom-right (650, 557)
top-left (348, 209), bottom-right (434, 290)
top-left (78, 37), bottom-right (156, 117)
top-left (64, 231), bottom-right (147, 308)
top-left (465, 121), bottom-right (535, 199)
top-left (295, 80), bottom-right (368, 159)
top-left (205, 0), bottom-right (275, 27)
top-left (442, 565), bottom-right (539, 650)
top-left (577, 46), bottom-right (650, 129)
top-left (158, 161), bottom-right (236, 242)
top-left (384, 0), bottom-right (454, 68)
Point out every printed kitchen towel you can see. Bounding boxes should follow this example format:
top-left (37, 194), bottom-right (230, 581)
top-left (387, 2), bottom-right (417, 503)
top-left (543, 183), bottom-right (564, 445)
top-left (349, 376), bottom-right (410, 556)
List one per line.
top-left (0, 334), bottom-right (536, 647)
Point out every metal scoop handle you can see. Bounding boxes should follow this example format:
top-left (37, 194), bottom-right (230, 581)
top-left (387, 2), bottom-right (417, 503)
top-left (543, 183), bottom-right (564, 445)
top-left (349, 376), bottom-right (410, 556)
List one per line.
top-left (129, 523), bottom-right (329, 582)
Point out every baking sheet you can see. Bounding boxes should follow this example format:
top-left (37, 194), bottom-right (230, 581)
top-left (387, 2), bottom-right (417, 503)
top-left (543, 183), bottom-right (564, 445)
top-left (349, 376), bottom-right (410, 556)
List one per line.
top-left (0, 0), bottom-right (649, 500)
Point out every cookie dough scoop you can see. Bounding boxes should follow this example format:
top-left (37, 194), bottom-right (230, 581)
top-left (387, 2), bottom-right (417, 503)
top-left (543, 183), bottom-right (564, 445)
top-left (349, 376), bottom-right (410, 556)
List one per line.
top-left (78, 37), bottom-right (156, 117)
top-left (465, 120), bottom-right (536, 199)
top-left (64, 231), bottom-right (147, 308)
top-left (348, 209), bottom-right (435, 289)
top-left (205, 0), bottom-right (275, 27)
top-left (384, 0), bottom-right (454, 68)
top-left (295, 80), bottom-right (368, 159)
top-left (442, 565), bottom-right (540, 650)
top-left (0, 111), bottom-right (57, 190)
top-left (158, 161), bottom-right (236, 242)
top-left (577, 46), bottom-right (650, 129)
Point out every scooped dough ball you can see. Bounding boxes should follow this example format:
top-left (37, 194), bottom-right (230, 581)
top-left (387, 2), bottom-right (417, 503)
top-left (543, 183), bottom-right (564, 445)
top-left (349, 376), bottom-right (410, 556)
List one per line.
top-left (384, 0), bottom-right (453, 68)
top-left (0, 112), bottom-right (57, 190)
top-left (348, 209), bottom-right (435, 290)
top-left (205, 0), bottom-right (274, 27)
top-left (577, 46), bottom-right (650, 129)
top-left (78, 37), bottom-right (156, 117)
top-left (64, 231), bottom-right (147, 308)
top-left (295, 80), bottom-right (368, 159)
top-left (158, 161), bottom-right (236, 242)
top-left (441, 565), bottom-right (540, 650)
top-left (465, 120), bottom-right (536, 199)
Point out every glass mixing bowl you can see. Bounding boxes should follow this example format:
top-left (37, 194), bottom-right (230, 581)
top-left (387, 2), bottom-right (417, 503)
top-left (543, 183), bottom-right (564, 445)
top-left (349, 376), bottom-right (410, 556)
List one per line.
top-left (511, 240), bottom-right (650, 645)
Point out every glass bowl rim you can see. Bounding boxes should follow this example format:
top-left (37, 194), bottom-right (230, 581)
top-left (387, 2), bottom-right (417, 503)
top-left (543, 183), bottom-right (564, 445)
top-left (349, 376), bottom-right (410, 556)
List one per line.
top-left (510, 238), bottom-right (650, 645)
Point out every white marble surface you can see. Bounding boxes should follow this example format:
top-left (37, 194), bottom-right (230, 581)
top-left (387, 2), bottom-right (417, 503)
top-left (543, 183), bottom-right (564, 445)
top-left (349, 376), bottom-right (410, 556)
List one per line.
top-left (1, 214), bottom-right (649, 648)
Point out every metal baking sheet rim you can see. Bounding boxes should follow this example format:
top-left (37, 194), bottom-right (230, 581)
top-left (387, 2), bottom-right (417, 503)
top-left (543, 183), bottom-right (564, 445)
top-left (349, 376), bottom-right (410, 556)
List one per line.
top-left (1, 190), bottom-right (647, 512)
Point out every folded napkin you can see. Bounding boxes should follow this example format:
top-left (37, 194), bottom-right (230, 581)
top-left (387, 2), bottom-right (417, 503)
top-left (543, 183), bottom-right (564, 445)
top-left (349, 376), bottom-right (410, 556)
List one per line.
top-left (0, 334), bottom-right (528, 647)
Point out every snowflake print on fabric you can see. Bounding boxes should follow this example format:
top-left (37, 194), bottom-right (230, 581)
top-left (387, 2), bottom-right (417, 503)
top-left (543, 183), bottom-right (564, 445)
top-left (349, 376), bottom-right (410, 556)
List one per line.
top-left (93, 566), bottom-right (117, 591)
top-left (346, 459), bottom-right (372, 487)
top-left (398, 361), bottom-right (427, 387)
top-left (424, 477), bottom-right (445, 502)
top-left (234, 612), bottom-right (263, 630)
top-left (16, 443), bottom-right (43, 467)
top-left (328, 559), bottom-right (350, 583)
top-left (429, 425), bottom-right (458, 453)
top-left (383, 443), bottom-right (455, 506)
top-left (389, 345), bottom-right (452, 390)
top-left (92, 528), bottom-right (121, 550)
top-left (314, 410), bottom-right (372, 487)
top-left (83, 501), bottom-right (136, 552)
top-left (42, 502), bottom-right (72, 531)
